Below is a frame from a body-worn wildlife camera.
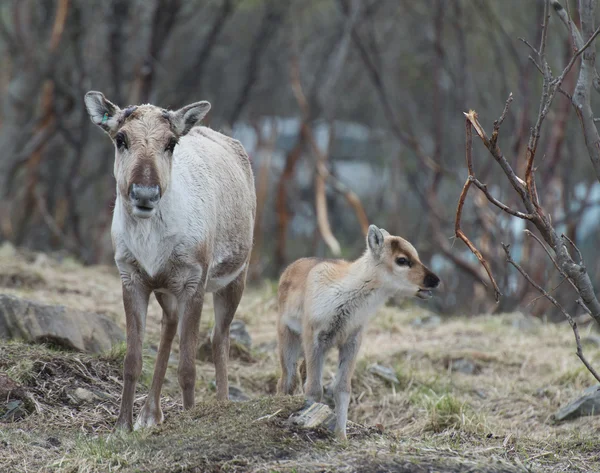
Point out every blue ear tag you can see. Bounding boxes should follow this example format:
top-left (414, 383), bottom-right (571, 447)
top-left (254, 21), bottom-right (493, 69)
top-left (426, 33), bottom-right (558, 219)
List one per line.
top-left (101, 112), bottom-right (109, 124)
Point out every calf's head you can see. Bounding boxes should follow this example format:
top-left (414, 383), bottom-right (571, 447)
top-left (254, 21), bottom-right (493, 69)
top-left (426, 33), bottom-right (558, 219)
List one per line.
top-left (367, 225), bottom-right (441, 299)
top-left (84, 91), bottom-right (211, 218)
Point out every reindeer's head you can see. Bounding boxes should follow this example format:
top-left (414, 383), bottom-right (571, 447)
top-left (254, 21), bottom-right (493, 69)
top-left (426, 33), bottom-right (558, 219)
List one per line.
top-left (366, 225), bottom-right (440, 299)
top-left (84, 91), bottom-right (211, 219)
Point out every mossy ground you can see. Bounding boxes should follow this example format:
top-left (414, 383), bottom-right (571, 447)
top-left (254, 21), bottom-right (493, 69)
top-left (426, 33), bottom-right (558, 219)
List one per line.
top-left (1, 244), bottom-right (600, 472)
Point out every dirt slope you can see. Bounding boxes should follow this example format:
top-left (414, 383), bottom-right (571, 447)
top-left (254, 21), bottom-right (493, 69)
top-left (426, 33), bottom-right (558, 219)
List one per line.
top-left (1, 243), bottom-right (599, 472)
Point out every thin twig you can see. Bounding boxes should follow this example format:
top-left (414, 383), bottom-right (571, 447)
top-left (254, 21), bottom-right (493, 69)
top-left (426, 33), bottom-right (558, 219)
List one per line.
top-left (527, 55), bottom-right (545, 75)
top-left (538, 0), bottom-right (551, 60)
top-left (464, 110), bottom-right (529, 197)
top-left (558, 24), bottom-right (600, 82)
top-left (524, 229), bottom-right (580, 294)
top-left (502, 243), bottom-right (600, 383)
top-left (527, 277), bottom-right (567, 307)
top-left (561, 233), bottom-right (584, 265)
top-left (470, 177), bottom-right (532, 219)
top-left (524, 230), bottom-right (560, 270)
top-left (454, 118), bottom-right (501, 301)
top-left (491, 93), bottom-right (513, 148)
top-left (577, 298), bottom-right (593, 316)
top-left (518, 37), bottom-right (539, 56)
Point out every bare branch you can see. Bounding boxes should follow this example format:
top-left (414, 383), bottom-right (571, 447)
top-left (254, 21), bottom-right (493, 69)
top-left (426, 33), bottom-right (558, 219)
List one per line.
top-left (490, 92), bottom-right (513, 148)
top-left (518, 37), bottom-right (539, 57)
top-left (464, 110), bottom-right (529, 201)
top-left (553, 0), bottom-right (600, 182)
top-left (562, 233), bottom-right (584, 265)
top-left (470, 177), bottom-right (532, 219)
top-left (527, 277), bottom-right (568, 307)
top-left (577, 298), bottom-right (593, 316)
top-left (552, 0), bottom-right (584, 49)
top-left (454, 118), bottom-right (501, 301)
top-left (502, 243), bottom-right (600, 383)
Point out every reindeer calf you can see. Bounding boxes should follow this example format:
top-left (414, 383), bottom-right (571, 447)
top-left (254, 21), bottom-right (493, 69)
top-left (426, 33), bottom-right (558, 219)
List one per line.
top-left (276, 225), bottom-right (440, 440)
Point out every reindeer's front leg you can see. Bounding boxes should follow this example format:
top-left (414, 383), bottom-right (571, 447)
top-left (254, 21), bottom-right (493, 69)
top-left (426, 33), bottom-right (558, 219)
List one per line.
top-left (178, 284), bottom-right (205, 409)
top-left (333, 329), bottom-right (363, 441)
top-left (116, 277), bottom-right (150, 431)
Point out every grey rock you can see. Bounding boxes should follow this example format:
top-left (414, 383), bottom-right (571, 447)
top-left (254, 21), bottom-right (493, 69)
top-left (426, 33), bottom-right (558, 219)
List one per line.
top-left (208, 381), bottom-right (251, 402)
top-left (0, 400), bottom-right (28, 422)
top-left (197, 320), bottom-right (255, 362)
top-left (70, 387), bottom-right (97, 404)
top-left (287, 401), bottom-right (368, 437)
top-left (0, 294), bottom-right (124, 353)
top-left (554, 385), bottom-right (600, 421)
top-left (229, 320), bottom-right (252, 349)
top-left (228, 384), bottom-right (251, 402)
top-left (288, 401), bottom-right (336, 431)
top-left (368, 364), bottom-right (400, 385)
top-left (0, 374), bottom-right (30, 422)
top-left (447, 358), bottom-right (481, 375)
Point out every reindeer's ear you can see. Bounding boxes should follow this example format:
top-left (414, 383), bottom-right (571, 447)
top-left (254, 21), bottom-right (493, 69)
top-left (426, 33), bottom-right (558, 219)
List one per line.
top-left (170, 101), bottom-right (211, 136)
top-left (379, 228), bottom-right (390, 237)
top-left (367, 225), bottom-right (385, 255)
top-left (84, 91), bottom-right (121, 134)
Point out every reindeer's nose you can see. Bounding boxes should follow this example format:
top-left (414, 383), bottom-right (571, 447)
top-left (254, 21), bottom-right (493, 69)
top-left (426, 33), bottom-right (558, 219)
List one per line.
top-left (424, 272), bottom-right (440, 289)
top-left (129, 184), bottom-right (160, 216)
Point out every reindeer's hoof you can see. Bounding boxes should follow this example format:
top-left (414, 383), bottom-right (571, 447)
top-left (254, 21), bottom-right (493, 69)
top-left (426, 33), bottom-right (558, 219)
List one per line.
top-left (114, 417), bottom-right (133, 433)
top-left (134, 408), bottom-right (164, 430)
top-left (335, 429), bottom-right (348, 442)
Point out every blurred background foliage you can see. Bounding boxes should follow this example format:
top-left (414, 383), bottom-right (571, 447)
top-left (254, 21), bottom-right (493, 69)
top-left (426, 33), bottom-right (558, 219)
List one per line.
top-left (1, 0), bottom-right (599, 317)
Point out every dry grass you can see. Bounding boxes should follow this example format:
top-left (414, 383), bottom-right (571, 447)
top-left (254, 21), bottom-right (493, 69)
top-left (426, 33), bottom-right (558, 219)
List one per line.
top-left (1, 243), bottom-right (600, 472)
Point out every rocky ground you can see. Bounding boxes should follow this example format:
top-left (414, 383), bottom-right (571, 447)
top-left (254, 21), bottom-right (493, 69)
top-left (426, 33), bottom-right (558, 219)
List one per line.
top-left (1, 243), bottom-right (600, 472)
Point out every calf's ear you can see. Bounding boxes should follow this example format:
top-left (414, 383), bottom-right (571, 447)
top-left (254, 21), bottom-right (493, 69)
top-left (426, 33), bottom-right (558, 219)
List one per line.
top-left (367, 225), bottom-right (385, 256)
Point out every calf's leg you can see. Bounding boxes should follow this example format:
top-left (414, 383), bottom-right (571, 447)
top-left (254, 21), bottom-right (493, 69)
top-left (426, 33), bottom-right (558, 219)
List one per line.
top-left (277, 325), bottom-right (302, 395)
top-left (333, 329), bottom-right (363, 441)
top-left (303, 328), bottom-right (328, 403)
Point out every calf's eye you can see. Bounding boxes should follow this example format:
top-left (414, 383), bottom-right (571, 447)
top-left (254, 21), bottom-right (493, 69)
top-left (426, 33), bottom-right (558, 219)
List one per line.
top-left (396, 257), bottom-right (411, 267)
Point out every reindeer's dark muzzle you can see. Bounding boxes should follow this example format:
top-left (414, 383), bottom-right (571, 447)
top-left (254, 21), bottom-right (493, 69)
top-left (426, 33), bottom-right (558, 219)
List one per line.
top-left (416, 270), bottom-right (441, 300)
top-left (423, 272), bottom-right (440, 289)
top-left (129, 184), bottom-right (160, 218)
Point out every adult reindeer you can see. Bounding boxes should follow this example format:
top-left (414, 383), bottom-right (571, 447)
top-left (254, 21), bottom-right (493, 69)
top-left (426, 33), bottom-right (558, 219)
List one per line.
top-left (84, 91), bottom-right (256, 431)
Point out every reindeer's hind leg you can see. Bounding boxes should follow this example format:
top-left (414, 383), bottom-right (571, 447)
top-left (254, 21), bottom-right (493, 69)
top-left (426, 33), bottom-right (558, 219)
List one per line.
top-left (303, 328), bottom-right (328, 403)
top-left (178, 287), bottom-right (205, 409)
top-left (212, 268), bottom-right (247, 401)
top-left (277, 325), bottom-right (302, 395)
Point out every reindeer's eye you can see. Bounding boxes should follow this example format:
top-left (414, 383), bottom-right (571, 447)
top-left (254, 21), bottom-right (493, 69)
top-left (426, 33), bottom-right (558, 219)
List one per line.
top-left (115, 133), bottom-right (127, 150)
top-left (165, 138), bottom-right (178, 154)
top-left (396, 257), bottom-right (411, 267)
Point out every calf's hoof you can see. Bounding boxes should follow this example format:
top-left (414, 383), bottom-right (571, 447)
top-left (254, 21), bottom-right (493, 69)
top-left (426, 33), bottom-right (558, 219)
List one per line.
top-left (335, 428), bottom-right (348, 442)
